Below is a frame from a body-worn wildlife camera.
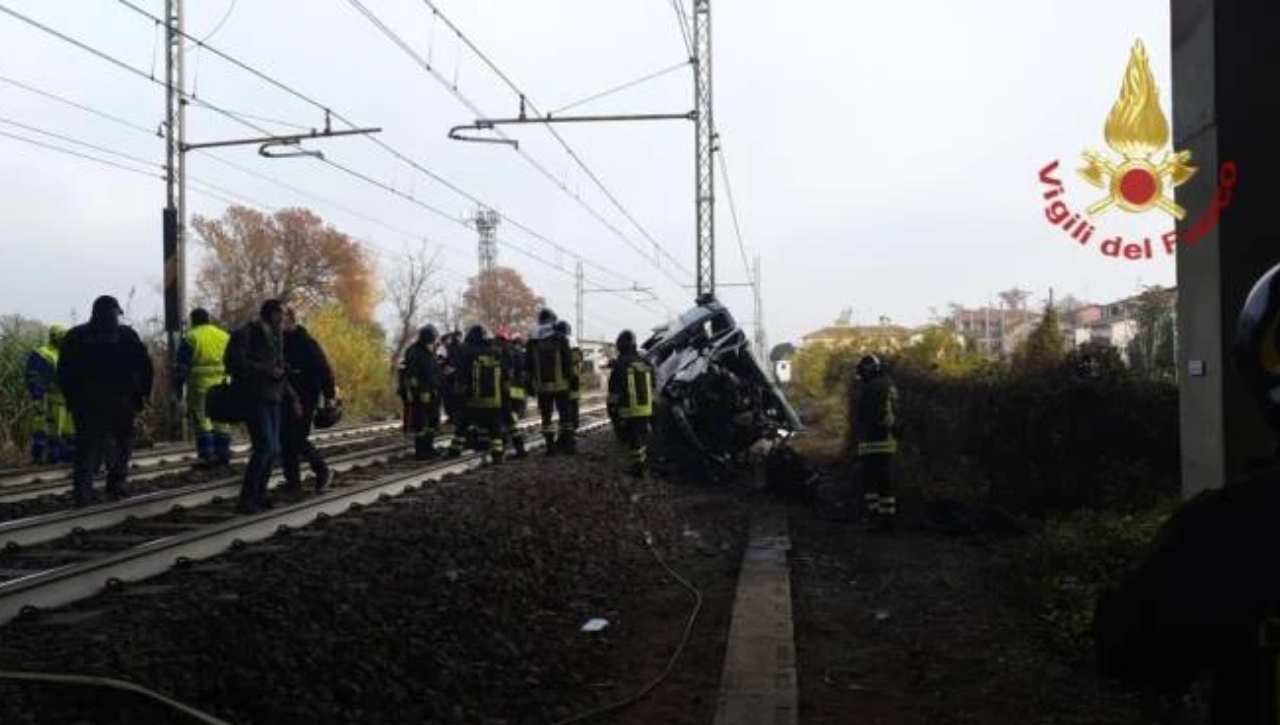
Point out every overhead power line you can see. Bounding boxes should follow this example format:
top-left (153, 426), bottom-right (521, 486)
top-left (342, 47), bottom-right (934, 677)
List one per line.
top-left (0, 72), bottom-right (158, 136)
top-left (415, 0), bottom-right (693, 277)
top-left (670, 0), bottom-right (694, 57)
top-left (1, 3), bottom-right (664, 321)
top-left (716, 140), bottom-right (753, 291)
top-left (548, 60), bottom-right (691, 116)
top-left (0, 127), bottom-right (161, 179)
top-left (110, 0), bottom-right (660, 298)
top-left (352, 0), bottom-right (692, 287)
top-left (0, 114), bottom-right (161, 170)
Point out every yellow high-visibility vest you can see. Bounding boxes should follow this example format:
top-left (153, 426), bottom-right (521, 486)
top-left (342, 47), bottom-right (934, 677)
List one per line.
top-left (186, 323), bottom-right (230, 384)
top-left (618, 361), bottom-right (653, 419)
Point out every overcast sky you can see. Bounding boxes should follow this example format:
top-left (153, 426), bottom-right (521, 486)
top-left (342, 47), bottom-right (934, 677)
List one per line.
top-left (0, 0), bottom-right (1176, 345)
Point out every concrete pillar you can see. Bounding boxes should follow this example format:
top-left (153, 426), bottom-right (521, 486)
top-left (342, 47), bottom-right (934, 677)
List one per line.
top-left (1172, 0), bottom-right (1280, 496)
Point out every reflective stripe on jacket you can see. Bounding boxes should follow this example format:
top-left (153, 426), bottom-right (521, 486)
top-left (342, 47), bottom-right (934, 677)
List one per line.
top-left (608, 353), bottom-right (653, 419)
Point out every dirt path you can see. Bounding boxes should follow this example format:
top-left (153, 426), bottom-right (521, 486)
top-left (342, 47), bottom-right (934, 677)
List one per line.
top-left (788, 504), bottom-right (1148, 725)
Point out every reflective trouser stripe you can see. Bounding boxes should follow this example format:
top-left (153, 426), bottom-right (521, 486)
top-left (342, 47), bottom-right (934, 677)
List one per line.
top-left (858, 440), bottom-right (897, 455)
top-left (188, 382), bottom-right (231, 436)
top-left (878, 497), bottom-right (897, 515)
top-left (864, 492), bottom-right (881, 513)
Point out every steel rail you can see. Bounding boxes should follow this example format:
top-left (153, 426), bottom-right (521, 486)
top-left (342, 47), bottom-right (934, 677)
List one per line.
top-left (0, 416), bottom-right (611, 624)
top-left (0, 420), bottom-right (400, 489)
top-left (0, 425), bottom-right (401, 504)
top-left (0, 403), bottom-right (606, 550)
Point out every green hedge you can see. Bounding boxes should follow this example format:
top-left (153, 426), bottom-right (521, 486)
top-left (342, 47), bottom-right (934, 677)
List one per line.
top-left (847, 348), bottom-right (1180, 515)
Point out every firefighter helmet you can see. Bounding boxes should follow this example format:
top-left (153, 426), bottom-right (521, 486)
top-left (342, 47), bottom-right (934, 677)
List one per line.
top-left (418, 324), bottom-right (439, 344)
top-left (554, 320), bottom-right (571, 337)
top-left (616, 329), bottom-right (637, 354)
top-left (1234, 262), bottom-right (1280, 430)
top-left (464, 324), bottom-right (487, 346)
top-left (856, 354), bottom-right (883, 381)
top-left (538, 308), bottom-right (557, 325)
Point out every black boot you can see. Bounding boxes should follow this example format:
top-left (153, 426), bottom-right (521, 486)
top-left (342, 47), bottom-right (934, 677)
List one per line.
top-left (543, 434), bottom-right (558, 456)
top-left (314, 468), bottom-right (333, 492)
top-left (512, 436), bottom-right (527, 459)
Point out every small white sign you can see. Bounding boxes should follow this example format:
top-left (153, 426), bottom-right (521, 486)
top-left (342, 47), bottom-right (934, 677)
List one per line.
top-left (1189, 360), bottom-right (1206, 377)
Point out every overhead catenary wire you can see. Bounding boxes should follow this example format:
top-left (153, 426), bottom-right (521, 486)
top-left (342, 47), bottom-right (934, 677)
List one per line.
top-left (353, 0), bottom-right (693, 288)
top-left (670, 0), bottom-right (694, 57)
top-left (413, 0), bottom-right (693, 278)
top-left (110, 0), bottom-right (662, 300)
top-left (716, 140), bottom-right (754, 292)
top-left (0, 127), bottom-right (162, 179)
top-left (0, 114), bottom-right (161, 170)
top-left (2, 4), bottom-right (665, 326)
top-left (0, 72), bottom-right (158, 136)
top-left (548, 59), bottom-right (691, 116)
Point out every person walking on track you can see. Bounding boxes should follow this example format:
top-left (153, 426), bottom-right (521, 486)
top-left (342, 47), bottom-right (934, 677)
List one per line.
top-left (853, 354), bottom-right (899, 532)
top-left (174, 308), bottom-right (232, 467)
top-left (527, 308), bottom-right (577, 456)
top-left (400, 324), bottom-right (444, 460)
top-left (280, 306), bottom-right (336, 492)
top-left (608, 329), bottom-right (654, 478)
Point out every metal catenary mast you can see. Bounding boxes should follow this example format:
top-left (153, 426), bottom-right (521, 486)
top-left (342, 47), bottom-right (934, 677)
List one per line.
top-left (162, 0), bottom-right (186, 440)
top-left (692, 0), bottom-right (716, 298)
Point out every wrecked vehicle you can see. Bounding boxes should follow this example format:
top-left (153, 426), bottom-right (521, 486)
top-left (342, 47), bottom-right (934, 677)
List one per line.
top-left (639, 295), bottom-right (804, 479)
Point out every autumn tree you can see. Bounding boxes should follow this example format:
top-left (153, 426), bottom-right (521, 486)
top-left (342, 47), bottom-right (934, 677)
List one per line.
top-left (1127, 285), bottom-right (1176, 381)
top-left (1012, 302), bottom-right (1066, 375)
top-left (305, 304), bottom-right (397, 420)
top-left (385, 242), bottom-right (444, 365)
top-left (459, 266), bottom-right (545, 334)
top-left (192, 206), bottom-right (377, 326)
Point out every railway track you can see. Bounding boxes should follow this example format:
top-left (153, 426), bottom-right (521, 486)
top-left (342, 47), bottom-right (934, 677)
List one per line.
top-left (0, 425), bottom-right (403, 506)
top-left (0, 405), bottom-right (609, 624)
top-left (0, 419), bottom-right (401, 492)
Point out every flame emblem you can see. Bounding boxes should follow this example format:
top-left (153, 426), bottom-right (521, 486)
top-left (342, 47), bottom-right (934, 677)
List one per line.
top-left (1078, 40), bottom-right (1196, 219)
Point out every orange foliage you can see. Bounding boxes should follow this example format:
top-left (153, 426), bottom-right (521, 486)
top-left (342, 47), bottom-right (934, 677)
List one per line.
top-left (192, 206), bottom-right (377, 326)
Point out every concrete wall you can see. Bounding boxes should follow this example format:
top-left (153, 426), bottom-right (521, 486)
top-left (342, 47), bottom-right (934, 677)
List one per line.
top-left (1172, 0), bottom-right (1280, 495)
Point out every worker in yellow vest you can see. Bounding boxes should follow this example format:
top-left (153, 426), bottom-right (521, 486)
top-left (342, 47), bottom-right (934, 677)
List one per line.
top-left (25, 324), bottom-right (75, 463)
top-left (175, 308), bottom-right (232, 466)
top-left (607, 330), bottom-right (654, 477)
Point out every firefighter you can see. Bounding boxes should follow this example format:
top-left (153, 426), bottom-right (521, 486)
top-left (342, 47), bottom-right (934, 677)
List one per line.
top-left (281, 307), bottom-right (336, 491)
top-left (58, 296), bottom-right (154, 507)
top-left (400, 324), bottom-right (443, 460)
top-left (448, 325), bottom-right (505, 462)
top-left (555, 320), bottom-right (584, 453)
top-left (440, 330), bottom-right (468, 454)
top-left (25, 324), bottom-right (74, 464)
top-left (174, 308), bottom-right (232, 467)
top-left (853, 354), bottom-right (899, 532)
top-left (496, 329), bottom-right (528, 458)
top-left (607, 330), bottom-right (653, 477)
top-left (527, 308), bottom-right (577, 456)
top-left (1095, 261), bottom-right (1280, 723)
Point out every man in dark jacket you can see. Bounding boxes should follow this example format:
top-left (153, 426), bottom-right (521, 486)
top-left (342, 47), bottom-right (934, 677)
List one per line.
top-left (224, 299), bottom-right (297, 513)
top-left (280, 307), bottom-right (335, 492)
top-left (853, 354), bottom-right (899, 532)
top-left (57, 295), bottom-right (154, 507)
top-left (400, 324), bottom-right (443, 460)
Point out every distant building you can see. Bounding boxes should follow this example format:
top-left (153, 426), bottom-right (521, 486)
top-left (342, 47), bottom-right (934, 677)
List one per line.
top-left (949, 307), bottom-right (1039, 357)
top-left (799, 323), bottom-right (912, 353)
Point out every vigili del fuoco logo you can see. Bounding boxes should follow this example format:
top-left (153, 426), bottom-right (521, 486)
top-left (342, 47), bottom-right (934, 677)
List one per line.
top-left (1037, 40), bottom-right (1237, 261)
